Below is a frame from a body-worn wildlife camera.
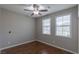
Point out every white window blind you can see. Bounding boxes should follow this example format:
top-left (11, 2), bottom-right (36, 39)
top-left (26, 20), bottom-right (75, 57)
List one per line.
top-left (42, 17), bottom-right (51, 35)
top-left (56, 14), bottom-right (71, 37)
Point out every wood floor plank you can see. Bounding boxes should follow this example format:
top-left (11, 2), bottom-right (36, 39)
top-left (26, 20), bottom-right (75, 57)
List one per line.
top-left (1, 41), bottom-right (72, 54)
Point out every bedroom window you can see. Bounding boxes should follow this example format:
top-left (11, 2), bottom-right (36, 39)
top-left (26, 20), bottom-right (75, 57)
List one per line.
top-left (56, 14), bottom-right (71, 37)
top-left (42, 17), bottom-right (51, 35)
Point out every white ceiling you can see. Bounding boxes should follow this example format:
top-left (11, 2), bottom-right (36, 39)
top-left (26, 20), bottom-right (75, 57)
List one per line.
top-left (0, 4), bottom-right (77, 18)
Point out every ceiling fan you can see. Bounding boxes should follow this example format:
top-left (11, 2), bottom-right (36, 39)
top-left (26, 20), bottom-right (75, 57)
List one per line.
top-left (24, 4), bottom-right (48, 16)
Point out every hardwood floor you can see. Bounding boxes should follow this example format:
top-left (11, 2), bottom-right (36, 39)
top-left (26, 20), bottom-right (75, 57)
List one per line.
top-left (1, 41), bottom-right (72, 54)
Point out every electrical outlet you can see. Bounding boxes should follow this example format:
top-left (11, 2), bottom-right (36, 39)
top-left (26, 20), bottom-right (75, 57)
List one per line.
top-left (8, 30), bottom-right (12, 34)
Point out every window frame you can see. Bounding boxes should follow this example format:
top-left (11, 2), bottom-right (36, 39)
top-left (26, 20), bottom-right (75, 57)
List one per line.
top-left (42, 17), bottom-right (51, 35)
top-left (55, 14), bottom-right (72, 38)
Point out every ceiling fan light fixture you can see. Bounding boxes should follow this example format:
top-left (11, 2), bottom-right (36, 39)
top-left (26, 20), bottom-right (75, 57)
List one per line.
top-left (24, 4), bottom-right (48, 16)
top-left (33, 10), bottom-right (39, 15)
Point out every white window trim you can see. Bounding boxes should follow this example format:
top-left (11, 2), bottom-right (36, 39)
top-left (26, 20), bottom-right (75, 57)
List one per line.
top-left (55, 13), bottom-right (72, 38)
top-left (42, 17), bottom-right (51, 35)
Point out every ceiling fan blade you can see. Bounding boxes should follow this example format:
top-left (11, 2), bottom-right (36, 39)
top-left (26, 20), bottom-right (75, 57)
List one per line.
top-left (24, 9), bottom-right (32, 11)
top-left (38, 13), bottom-right (42, 15)
top-left (31, 13), bottom-right (34, 16)
top-left (31, 13), bottom-right (41, 16)
top-left (39, 9), bottom-right (48, 12)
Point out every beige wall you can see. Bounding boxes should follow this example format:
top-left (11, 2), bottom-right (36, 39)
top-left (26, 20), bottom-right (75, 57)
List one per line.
top-left (36, 6), bottom-right (78, 53)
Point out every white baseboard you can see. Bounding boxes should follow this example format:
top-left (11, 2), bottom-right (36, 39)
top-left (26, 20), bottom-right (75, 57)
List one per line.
top-left (0, 40), bottom-right (77, 54)
top-left (0, 40), bottom-right (35, 52)
top-left (37, 40), bottom-right (77, 54)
